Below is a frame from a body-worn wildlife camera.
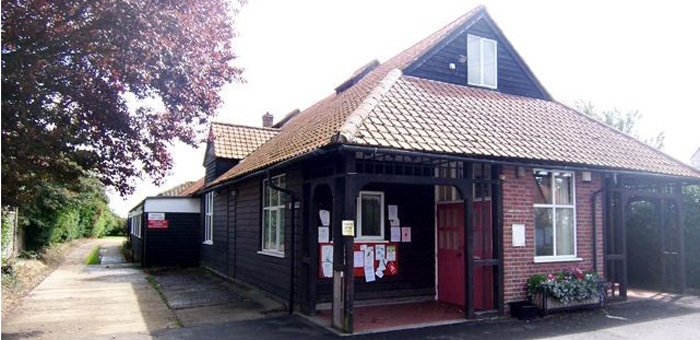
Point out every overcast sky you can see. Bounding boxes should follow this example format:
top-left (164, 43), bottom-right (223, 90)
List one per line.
top-left (108, 0), bottom-right (700, 216)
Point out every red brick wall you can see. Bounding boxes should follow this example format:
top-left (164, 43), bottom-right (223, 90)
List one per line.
top-left (501, 165), bottom-right (604, 304)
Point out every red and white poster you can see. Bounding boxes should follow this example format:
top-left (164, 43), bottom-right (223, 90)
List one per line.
top-left (148, 213), bottom-right (169, 229)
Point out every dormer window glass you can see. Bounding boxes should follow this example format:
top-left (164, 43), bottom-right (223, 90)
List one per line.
top-left (467, 34), bottom-right (497, 88)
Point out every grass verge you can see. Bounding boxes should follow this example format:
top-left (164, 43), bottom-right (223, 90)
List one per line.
top-left (84, 246), bottom-right (101, 265)
top-left (146, 275), bottom-right (184, 328)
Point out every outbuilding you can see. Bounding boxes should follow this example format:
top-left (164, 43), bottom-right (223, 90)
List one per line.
top-left (128, 179), bottom-right (203, 267)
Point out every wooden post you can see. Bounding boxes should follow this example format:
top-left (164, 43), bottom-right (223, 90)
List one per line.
top-left (331, 177), bottom-right (345, 330)
top-left (492, 165), bottom-right (505, 315)
top-left (676, 183), bottom-right (687, 293)
top-left (463, 162), bottom-right (474, 318)
top-left (659, 198), bottom-right (667, 292)
top-left (620, 192), bottom-right (628, 299)
top-left (343, 176), bottom-right (357, 333)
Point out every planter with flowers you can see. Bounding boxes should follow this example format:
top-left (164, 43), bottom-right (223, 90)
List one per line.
top-left (526, 267), bottom-right (608, 315)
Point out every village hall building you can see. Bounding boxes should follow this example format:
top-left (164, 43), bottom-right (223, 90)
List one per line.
top-left (194, 6), bottom-right (700, 333)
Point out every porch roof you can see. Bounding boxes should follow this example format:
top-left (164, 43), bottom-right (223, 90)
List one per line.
top-left (205, 6), bottom-right (700, 189)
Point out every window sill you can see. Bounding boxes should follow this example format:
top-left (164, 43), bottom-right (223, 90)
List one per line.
top-left (202, 241), bottom-right (213, 246)
top-left (467, 82), bottom-right (498, 90)
top-left (258, 250), bottom-right (285, 258)
top-left (355, 238), bottom-right (389, 243)
top-left (533, 256), bottom-right (582, 264)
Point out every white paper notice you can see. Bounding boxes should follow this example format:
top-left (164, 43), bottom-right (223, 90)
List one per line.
top-left (375, 245), bottom-right (386, 262)
top-left (386, 246), bottom-right (396, 261)
top-left (401, 227), bottom-right (411, 242)
top-left (390, 218), bottom-right (400, 227)
top-left (390, 227), bottom-right (401, 242)
top-left (353, 251), bottom-right (364, 268)
top-left (388, 205), bottom-right (398, 221)
top-left (319, 210), bottom-right (330, 227)
top-left (321, 245), bottom-right (333, 278)
top-left (375, 268), bottom-right (384, 278)
top-left (318, 227), bottom-right (330, 243)
top-left (363, 246), bottom-right (375, 282)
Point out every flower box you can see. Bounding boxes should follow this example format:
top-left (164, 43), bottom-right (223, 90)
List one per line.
top-left (526, 267), bottom-right (608, 316)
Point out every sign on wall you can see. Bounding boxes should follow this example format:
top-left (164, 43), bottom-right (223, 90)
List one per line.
top-left (148, 213), bottom-right (169, 229)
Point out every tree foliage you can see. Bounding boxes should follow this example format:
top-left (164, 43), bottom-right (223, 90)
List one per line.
top-left (576, 101), bottom-right (665, 150)
top-left (1, 0), bottom-right (244, 207)
top-left (20, 176), bottom-right (124, 250)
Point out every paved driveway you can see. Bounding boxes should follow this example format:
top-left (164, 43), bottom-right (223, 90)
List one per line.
top-left (2, 238), bottom-right (176, 340)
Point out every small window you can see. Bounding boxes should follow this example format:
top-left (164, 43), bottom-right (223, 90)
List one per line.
top-left (467, 34), bottom-right (497, 88)
top-left (130, 213), bottom-right (142, 238)
top-left (204, 192), bottom-right (214, 245)
top-left (262, 175), bottom-right (286, 255)
top-left (533, 170), bottom-right (576, 259)
top-left (357, 191), bottom-right (385, 241)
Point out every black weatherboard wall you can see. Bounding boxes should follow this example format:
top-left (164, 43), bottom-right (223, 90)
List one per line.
top-left (406, 16), bottom-right (549, 100)
top-left (200, 165), bottom-right (305, 305)
top-left (130, 197), bottom-right (201, 268)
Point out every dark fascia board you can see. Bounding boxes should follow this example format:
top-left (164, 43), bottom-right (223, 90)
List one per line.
top-left (404, 9), bottom-right (552, 101)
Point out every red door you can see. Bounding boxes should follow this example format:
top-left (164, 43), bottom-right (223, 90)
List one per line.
top-left (437, 201), bottom-right (494, 310)
top-left (437, 203), bottom-right (464, 306)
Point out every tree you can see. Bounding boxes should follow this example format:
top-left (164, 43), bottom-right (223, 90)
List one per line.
top-left (2, 0), bottom-right (244, 207)
top-left (576, 101), bottom-right (665, 149)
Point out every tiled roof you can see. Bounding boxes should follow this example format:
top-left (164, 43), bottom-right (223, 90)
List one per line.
top-left (158, 181), bottom-right (196, 196)
top-left (210, 122), bottom-right (279, 160)
top-left (354, 76), bottom-right (700, 178)
top-left (207, 7), bottom-right (483, 186)
top-left (206, 6), bottom-right (700, 187)
top-left (179, 177), bottom-right (204, 197)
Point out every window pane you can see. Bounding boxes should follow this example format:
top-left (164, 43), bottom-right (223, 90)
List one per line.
top-left (554, 173), bottom-right (573, 205)
top-left (361, 194), bottom-right (382, 237)
top-left (556, 208), bottom-right (575, 256)
top-left (535, 208), bottom-right (553, 256)
top-left (270, 209), bottom-right (277, 249)
top-left (534, 171), bottom-right (552, 204)
top-left (467, 35), bottom-right (481, 84)
top-left (278, 208), bottom-right (285, 252)
top-left (263, 210), bottom-right (270, 249)
top-left (482, 39), bottom-right (496, 87)
top-left (278, 176), bottom-right (286, 206)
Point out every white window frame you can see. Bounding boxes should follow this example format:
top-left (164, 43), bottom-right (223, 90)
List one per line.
top-left (130, 213), bottom-right (142, 238)
top-left (356, 191), bottom-right (385, 242)
top-left (533, 169), bottom-right (580, 263)
top-left (260, 174), bottom-right (286, 257)
top-left (203, 192), bottom-right (214, 245)
top-left (467, 34), bottom-right (498, 89)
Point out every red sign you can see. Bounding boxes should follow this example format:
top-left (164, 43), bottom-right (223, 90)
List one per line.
top-left (148, 220), bottom-right (169, 229)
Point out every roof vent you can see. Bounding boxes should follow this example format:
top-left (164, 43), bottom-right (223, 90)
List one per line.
top-left (262, 112), bottom-right (274, 128)
top-left (334, 59), bottom-right (380, 94)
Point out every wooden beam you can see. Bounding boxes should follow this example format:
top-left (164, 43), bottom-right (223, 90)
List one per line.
top-left (463, 163), bottom-right (475, 318)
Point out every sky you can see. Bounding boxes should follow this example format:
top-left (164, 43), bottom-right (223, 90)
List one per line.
top-left (108, 0), bottom-right (700, 216)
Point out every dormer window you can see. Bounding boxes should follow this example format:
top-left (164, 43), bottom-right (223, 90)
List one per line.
top-left (467, 34), bottom-right (497, 88)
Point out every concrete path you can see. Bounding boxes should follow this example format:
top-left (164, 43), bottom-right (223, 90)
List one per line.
top-left (2, 238), bottom-right (177, 340)
top-left (149, 268), bottom-right (285, 327)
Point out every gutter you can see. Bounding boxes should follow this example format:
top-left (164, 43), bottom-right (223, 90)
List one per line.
top-left (266, 171), bottom-right (298, 314)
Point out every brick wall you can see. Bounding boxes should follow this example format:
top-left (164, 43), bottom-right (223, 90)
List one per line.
top-left (501, 165), bottom-right (604, 304)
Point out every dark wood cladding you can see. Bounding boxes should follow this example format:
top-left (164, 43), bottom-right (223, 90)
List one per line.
top-left (200, 187), bottom-right (230, 274)
top-left (406, 18), bottom-right (548, 100)
top-left (205, 155), bottom-right (240, 184)
top-left (200, 165), bottom-right (305, 304)
top-left (316, 183), bottom-right (436, 302)
top-left (143, 212), bottom-right (200, 267)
